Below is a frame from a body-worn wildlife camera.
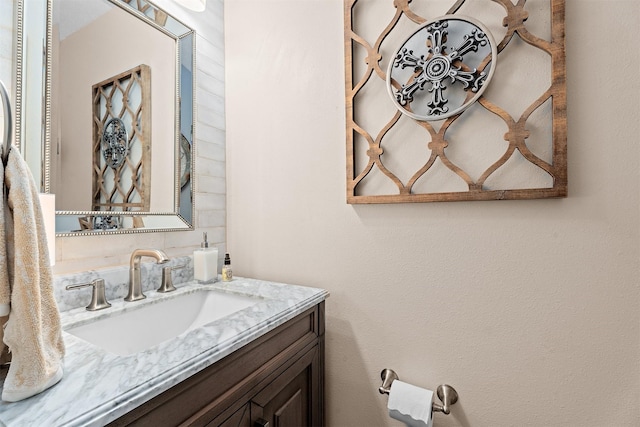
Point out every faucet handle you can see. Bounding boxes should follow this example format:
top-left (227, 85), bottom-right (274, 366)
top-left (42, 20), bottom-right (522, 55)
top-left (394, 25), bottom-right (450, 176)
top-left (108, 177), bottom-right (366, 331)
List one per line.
top-left (157, 265), bottom-right (185, 293)
top-left (66, 278), bottom-right (112, 311)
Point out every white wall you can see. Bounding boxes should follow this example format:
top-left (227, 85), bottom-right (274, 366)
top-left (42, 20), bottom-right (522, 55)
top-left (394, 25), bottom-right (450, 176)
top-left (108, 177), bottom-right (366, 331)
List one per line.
top-left (0, 0), bottom-right (14, 142)
top-left (53, 0), bottom-right (226, 273)
top-left (225, 1), bottom-right (639, 426)
top-left (0, 0), bottom-right (12, 85)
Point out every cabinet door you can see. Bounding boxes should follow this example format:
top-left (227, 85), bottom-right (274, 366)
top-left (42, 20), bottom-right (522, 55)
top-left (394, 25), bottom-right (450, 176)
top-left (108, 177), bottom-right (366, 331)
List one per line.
top-left (251, 345), bottom-right (322, 427)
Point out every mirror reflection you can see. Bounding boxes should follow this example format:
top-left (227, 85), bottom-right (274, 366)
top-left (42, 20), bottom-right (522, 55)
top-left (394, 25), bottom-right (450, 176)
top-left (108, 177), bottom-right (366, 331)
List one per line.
top-left (45, 0), bottom-right (194, 235)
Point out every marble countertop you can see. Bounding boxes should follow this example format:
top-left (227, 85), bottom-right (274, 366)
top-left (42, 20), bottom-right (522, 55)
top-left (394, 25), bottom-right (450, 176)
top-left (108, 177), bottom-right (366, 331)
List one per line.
top-left (0, 277), bottom-right (328, 427)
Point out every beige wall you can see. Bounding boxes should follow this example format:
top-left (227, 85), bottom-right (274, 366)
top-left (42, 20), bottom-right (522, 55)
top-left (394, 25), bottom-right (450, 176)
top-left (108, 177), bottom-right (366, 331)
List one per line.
top-left (225, 1), bottom-right (639, 426)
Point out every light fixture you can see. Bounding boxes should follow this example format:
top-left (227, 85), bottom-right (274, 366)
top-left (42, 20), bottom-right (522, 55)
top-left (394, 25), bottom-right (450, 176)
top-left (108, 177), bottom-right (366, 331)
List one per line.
top-left (174, 0), bottom-right (206, 12)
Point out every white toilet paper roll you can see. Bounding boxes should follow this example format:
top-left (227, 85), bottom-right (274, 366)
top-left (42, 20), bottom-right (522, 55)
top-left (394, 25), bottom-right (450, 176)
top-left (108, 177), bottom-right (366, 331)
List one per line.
top-left (387, 380), bottom-right (434, 427)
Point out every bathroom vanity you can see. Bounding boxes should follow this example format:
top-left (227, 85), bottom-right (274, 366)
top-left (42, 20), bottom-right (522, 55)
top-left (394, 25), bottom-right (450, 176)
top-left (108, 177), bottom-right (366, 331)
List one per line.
top-left (1, 1), bottom-right (327, 423)
top-left (0, 272), bottom-right (328, 427)
top-left (111, 302), bottom-right (324, 426)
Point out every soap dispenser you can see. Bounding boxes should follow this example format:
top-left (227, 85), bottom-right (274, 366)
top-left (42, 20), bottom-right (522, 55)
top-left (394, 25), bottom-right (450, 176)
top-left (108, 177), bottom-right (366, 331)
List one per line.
top-left (193, 232), bottom-right (218, 283)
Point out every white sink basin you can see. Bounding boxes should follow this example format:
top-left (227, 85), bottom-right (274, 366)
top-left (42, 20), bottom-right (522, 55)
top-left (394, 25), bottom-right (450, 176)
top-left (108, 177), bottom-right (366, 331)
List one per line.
top-left (65, 288), bottom-right (262, 356)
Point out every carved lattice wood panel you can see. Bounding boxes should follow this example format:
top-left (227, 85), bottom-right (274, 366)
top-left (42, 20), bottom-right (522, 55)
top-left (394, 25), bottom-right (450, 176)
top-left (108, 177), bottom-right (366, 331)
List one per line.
top-left (92, 64), bottom-right (151, 212)
top-left (345, 0), bottom-right (566, 203)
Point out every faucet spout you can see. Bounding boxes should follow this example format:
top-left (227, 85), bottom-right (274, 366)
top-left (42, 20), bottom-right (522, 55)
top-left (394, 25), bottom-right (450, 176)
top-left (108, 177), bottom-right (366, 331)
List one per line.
top-left (126, 249), bottom-right (170, 302)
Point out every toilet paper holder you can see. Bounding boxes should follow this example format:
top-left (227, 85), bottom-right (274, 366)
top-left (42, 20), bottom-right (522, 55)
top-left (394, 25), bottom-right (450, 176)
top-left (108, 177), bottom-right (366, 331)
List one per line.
top-left (378, 368), bottom-right (459, 415)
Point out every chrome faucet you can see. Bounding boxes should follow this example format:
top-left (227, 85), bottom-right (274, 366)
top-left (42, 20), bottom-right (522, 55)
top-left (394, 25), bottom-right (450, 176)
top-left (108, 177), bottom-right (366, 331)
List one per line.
top-left (126, 249), bottom-right (170, 302)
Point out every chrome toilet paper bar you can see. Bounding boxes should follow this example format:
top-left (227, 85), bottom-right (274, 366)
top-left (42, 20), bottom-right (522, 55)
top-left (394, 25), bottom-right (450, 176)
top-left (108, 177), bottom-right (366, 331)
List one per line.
top-left (378, 369), bottom-right (459, 415)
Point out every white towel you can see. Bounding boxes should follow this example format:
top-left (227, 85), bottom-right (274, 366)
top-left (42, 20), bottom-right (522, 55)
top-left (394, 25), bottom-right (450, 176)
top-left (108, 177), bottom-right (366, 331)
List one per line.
top-left (0, 147), bottom-right (65, 402)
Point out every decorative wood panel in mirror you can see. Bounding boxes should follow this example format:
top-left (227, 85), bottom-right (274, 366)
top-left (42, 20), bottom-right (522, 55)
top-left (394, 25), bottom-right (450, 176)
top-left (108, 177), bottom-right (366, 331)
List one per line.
top-left (344, 0), bottom-right (567, 203)
top-left (16, 0), bottom-right (195, 235)
top-left (92, 65), bottom-right (151, 213)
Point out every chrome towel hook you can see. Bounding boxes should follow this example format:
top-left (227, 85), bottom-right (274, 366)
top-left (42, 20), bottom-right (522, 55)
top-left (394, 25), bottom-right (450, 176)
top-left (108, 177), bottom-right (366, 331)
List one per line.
top-left (379, 368), bottom-right (459, 415)
top-left (0, 79), bottom-right (12, 164)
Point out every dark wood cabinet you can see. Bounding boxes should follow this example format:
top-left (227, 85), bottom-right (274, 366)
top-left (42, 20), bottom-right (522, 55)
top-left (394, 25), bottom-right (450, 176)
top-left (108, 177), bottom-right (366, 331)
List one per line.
top-left (216, 404), bottom-right (250, 427)
top-left (251, 343), bottom-right (320, 427)
top-left (109, 302), bottom-right (324, 427)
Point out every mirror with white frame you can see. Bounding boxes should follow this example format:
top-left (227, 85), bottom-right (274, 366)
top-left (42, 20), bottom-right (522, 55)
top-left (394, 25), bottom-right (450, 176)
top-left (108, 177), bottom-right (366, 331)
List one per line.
top-left (16, 0), bottom-right (195, 236)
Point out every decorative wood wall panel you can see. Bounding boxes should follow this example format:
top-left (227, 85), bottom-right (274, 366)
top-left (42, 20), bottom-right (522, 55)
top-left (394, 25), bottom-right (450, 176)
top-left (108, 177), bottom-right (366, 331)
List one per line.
top-left (92, 64), bottom-right (151, 212)
top-left (345, 0), bottom-right (566, 203)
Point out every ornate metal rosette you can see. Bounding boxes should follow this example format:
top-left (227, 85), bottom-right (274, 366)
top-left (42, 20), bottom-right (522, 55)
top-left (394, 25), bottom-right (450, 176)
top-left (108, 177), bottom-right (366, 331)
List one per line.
top-left (102, 117), bottom-right (129, 168)
top-left (92, 215), bottom-right (122, 230)
top-left (386, 15), bottom-right (497, 121)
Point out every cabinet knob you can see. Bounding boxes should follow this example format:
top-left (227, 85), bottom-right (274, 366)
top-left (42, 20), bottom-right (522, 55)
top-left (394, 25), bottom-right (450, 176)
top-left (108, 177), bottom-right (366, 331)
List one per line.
top-left (254, 418), bottom-right (270, 427)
